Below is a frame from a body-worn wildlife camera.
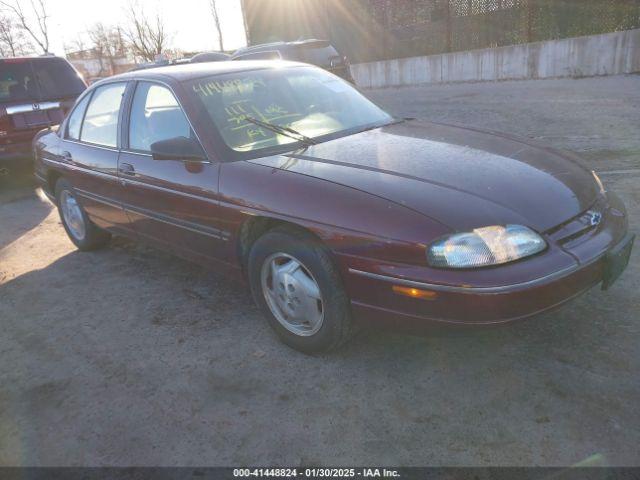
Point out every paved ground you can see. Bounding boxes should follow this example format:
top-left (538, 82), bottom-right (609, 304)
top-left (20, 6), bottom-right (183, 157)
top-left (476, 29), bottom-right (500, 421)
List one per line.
top-left (369, 75), bottom-right (640, 173)
top-left (0, 75), bottom-right (639, 467)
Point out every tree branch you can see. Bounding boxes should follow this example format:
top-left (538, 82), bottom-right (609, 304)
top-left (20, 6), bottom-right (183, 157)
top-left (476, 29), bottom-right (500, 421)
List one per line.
top-left (0, 0), bottom-right (49, 53)
top-left (209, 0), bottom-right (224, 51)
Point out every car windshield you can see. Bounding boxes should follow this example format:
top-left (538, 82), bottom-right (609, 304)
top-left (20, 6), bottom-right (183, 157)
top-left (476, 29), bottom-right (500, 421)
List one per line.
top-left (187, 66), bottom-right (392, 155)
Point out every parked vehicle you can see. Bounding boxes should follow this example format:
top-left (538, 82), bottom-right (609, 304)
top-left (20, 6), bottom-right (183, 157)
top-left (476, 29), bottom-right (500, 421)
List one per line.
top-left (34, 61), bottom-right (634, 353)
top-left (190, 52), bottom-right (231, 63)
top-left (0, 56), bottom-right (86, 175)
top-left (132, 52), bottom-right (230, 74)
top-left (231, 39), bottom-right (354, 83)
top-left (130, 60), bottom-right (173, 72)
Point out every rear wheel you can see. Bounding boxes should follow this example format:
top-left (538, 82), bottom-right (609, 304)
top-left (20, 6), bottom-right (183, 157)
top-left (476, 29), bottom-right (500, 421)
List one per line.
top-left (55, 178), bottom-right (111, 251)
top-left (248, 227), bottom-right (355, 353)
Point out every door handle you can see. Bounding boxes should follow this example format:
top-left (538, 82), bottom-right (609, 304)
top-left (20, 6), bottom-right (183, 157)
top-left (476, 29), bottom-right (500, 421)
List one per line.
top-left (61, 151), bottom-right (73, 163)
top-left (119, 163), bottom-right (135, 176)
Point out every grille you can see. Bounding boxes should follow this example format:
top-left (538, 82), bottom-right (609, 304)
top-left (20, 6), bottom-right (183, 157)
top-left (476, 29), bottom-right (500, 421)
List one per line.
top-left (546, 199), bottom-right (606, 247)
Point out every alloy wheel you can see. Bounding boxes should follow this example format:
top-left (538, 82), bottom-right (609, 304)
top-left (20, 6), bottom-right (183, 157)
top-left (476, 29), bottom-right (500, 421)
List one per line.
top-left (60, 190), bottom-right (86, 241)
top-left (260, 252), bottom-right (324, 336)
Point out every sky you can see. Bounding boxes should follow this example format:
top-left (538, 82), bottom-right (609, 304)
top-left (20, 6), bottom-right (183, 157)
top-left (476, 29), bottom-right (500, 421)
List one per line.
top-left (45, 0), bottom-right (247, 56)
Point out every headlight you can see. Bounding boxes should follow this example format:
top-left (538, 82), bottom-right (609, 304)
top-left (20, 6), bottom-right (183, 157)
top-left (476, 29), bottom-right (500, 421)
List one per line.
top-left (427, 225), bottom-right (547, 269)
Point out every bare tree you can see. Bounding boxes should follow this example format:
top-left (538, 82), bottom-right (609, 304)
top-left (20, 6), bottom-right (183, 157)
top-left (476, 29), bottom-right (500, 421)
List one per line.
top-left (123, 1), bottom-right (169, 63)
top-left (0, 14), bottom-right (32, 56)
top-left (239, 0), bottom-right (250, 46)
top-left (63, 35), bottom-right (86, 57)
top-left (0, 0), bottom-right (49, 54)
top-left (87, 23), bottom-right (127, 75)
top-left (209, 0), bottom-right (224, 51)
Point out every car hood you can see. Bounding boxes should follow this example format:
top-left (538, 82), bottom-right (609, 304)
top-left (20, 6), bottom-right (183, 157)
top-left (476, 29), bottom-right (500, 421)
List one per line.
top-left (249, 120), bottom-right (599, 232)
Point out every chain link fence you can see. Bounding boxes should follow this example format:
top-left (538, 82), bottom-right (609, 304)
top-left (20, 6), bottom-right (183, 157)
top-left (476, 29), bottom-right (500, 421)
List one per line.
top-left (362, 0), bottom-right (640, 62)
top-left (242, 0), bottom-right (640, 64)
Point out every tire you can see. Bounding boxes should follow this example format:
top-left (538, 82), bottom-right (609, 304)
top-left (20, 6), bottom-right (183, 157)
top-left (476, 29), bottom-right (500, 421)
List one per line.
top-left (248, 227), bottom-right (355, 354)
top-left (54, 178), bottom-right (111, 251)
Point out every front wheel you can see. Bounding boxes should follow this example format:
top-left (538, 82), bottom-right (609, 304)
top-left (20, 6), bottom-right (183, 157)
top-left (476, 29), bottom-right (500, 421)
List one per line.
top-left (55, 178), bottom-right (111, 251)
top-left (248, 228), bottom-right (355, 353)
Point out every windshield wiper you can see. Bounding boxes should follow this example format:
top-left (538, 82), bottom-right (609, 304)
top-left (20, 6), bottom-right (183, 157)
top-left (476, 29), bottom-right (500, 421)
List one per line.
top-left (349, 118), bottom-right (406, 137)
top-left (244, 115), bottom-right (317, 146)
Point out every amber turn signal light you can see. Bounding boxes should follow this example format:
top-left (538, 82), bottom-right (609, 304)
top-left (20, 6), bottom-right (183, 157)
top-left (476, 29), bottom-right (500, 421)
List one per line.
top-left (392, 285), bottom-right (438, 300)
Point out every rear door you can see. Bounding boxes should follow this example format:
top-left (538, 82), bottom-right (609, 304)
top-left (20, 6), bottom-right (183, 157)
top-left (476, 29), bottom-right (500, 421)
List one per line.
top-left (59, 81), bottom-right (131, 232)
top-left (117, 80), bottom-right (227, 263)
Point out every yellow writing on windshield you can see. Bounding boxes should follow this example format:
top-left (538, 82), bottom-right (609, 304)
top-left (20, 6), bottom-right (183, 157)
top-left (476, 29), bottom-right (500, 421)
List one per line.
top-left (192, 77), bottom-right (267, 97)
top-left (192, 75), bottom-right (306, 149)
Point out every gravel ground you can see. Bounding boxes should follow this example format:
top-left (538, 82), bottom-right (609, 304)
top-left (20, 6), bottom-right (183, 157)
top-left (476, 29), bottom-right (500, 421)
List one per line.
top-left (0, 75), bottom-right (638, 467)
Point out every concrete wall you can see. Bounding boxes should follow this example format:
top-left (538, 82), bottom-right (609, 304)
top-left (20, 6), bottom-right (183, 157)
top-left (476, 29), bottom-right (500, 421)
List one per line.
top-left (351, 29), bottom-right (640, 88)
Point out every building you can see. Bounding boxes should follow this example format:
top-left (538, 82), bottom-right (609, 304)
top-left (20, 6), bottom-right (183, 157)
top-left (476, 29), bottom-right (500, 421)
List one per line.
top-left (66, 48), bottom-right (136, 83)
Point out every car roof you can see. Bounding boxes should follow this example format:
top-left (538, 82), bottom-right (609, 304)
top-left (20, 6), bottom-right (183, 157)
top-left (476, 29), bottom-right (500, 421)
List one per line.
top-left (0, 55), bottom-right (69, 63)
top-left (234, 42), bottom-right (288, 54)
top-left (234, 39), bottom-right (331, 56)
top-left (99, 60), bottom-right (308, 84)
top-left (190, 51), bottom-right (231, 63)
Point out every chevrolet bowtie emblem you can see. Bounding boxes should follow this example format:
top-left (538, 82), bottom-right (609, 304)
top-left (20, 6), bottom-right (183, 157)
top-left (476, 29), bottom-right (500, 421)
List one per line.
top-left (587, 210), bottom-right (602, 227)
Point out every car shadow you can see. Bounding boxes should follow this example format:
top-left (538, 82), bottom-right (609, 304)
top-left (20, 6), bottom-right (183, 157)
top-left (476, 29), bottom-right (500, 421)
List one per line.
top-left (0, 167), bottom-right (36, 196)
top-left (0, 236), bottom-right (256, 335)
top-left (0, 174), bottom-right (53, 251)
top-left (2, 241), bottom-right (637, 466)
top-left (0, 232), bottom-right (623, 361)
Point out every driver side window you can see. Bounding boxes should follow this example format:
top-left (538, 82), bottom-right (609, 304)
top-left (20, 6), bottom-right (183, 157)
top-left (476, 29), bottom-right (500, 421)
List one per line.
top-left (128, 82), bottom-right (192, 153)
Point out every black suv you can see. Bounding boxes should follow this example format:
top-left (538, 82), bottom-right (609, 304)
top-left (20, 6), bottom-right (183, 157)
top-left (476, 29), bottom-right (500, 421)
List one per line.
top-left (0, 56), bottom-right (86, 175)
top-left (231, 39), bottom-right (354, 83)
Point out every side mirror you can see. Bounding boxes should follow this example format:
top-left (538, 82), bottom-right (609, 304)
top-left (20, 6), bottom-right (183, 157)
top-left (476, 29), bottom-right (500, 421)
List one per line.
top-left (150, 136), bottom-right (206, 162)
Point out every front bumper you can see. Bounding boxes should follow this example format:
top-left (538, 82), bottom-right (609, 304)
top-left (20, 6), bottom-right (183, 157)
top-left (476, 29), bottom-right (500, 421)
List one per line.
top-left (344, 194), bottom-right (632, 328)
top-left (347, 242), bottom-right (616, 327)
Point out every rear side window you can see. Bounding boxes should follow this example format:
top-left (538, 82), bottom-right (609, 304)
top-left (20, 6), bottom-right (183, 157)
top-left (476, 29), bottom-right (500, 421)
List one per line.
top-left (129, 82), bottom-right (191, 152)
top-left (80, 83), bottom-right (126, 148)
top-left (66, 94), bottom-right (91, 140)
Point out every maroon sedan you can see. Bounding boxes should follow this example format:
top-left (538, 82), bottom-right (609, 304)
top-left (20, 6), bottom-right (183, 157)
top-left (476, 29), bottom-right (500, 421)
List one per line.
top-left (34, 61), bottom-right (634, 353)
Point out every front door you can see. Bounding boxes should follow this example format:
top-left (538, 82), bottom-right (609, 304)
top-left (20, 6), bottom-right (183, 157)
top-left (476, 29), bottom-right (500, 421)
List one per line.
top-left (117, 81), bottom-right (228, 265)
